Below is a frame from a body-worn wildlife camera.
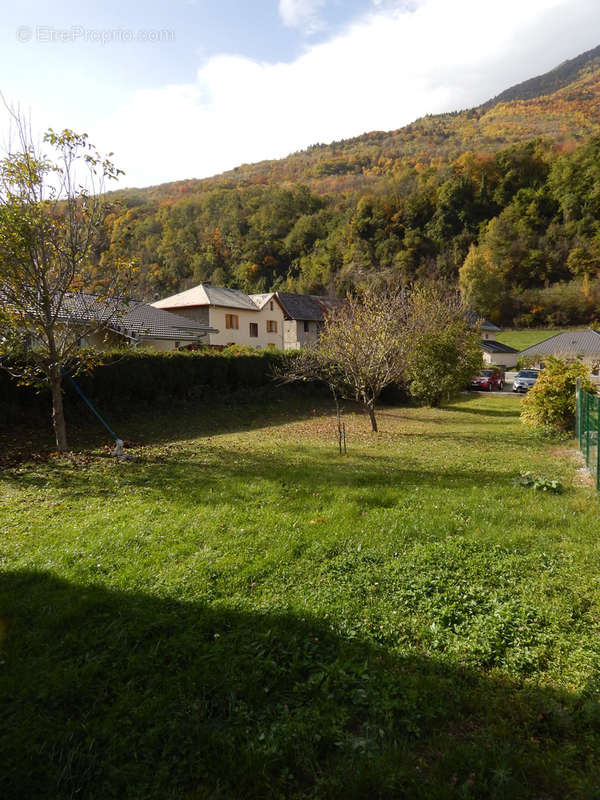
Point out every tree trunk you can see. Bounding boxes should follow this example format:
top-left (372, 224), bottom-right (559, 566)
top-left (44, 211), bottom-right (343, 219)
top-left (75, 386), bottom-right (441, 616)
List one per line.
top-left (366, 403), bottom-right (378, 432)
top-left (49, 367), bottom-right (68, 452)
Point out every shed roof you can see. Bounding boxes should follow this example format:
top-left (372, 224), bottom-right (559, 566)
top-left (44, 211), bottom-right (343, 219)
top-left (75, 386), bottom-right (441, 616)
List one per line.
top-left (519, 329), bottom-right (600, 357)
top-left (480, 340), bottom-right (519, 354)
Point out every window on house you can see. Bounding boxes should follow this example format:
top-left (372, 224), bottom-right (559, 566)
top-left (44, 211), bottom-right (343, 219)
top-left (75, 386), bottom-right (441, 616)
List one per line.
top-left (266, 320), bottom-right (278, 333)
top-left (269, 301), bottom-right (274, 310)
top-left (225, 314), bottom-right (239, 329)
top-left (267, 343), bottom-right (275, 349)
top-left (249, 322), bottom-right (258, 337)
top-left (303, 320), bottom-right (309, 333)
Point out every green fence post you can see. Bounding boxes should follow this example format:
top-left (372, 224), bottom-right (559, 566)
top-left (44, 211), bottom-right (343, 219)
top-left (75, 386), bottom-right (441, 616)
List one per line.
top-left (596, 394), bottom-right (600, 491)
top-left (585, 390), bottom-right (590, 467)
top-left (576, 377), bottom-right (581, 445)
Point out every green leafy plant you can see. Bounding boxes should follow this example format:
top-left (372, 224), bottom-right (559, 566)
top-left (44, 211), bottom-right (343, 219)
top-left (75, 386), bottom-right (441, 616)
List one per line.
top-left (513, 471), bottom-right (563, 493)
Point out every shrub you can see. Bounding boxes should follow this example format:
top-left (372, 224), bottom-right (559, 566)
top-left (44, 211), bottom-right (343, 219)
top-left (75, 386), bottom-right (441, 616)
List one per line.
top-left (406, 321), bottom-right (483, 407)
top-left (520, 356), bottom-right (595, 433)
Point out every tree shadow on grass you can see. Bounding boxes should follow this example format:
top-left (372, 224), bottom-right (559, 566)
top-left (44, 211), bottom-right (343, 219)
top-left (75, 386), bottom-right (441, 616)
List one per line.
top-left (1, 443), bottom-right (518, 502)
top-left (0, 390), bottom-right (333, 465)
top-left (1, 570), bottom-right (598, 799)
top-left (447, 405), bottom-right (522, 419)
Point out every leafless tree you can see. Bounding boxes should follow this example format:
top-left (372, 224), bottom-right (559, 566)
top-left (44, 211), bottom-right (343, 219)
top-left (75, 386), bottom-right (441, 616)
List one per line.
top-left (281, 285), bottom-right (411, 432)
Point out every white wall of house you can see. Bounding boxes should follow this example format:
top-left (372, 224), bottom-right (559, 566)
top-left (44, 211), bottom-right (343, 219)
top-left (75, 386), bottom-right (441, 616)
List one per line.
top-left (206, 305), bottom-right (283, 348)
top-left (482, 350), bottom-right (519, 368)
top-left (170, 301), bottom-right (284, 348)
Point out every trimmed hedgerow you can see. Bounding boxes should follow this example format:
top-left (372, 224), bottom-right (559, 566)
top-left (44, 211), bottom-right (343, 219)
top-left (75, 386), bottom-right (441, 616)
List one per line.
top-left (0, 348), bottom-right (295, 424)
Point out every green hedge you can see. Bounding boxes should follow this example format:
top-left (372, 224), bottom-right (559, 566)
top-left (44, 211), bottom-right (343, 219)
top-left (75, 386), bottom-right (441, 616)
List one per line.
top-left (0, 349), bottom-right (295, 425)
top-left (0, 348), bottom-right (408, 430)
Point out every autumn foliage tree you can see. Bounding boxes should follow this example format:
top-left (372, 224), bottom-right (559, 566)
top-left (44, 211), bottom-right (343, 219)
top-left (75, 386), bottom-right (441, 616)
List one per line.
top-left (0, 111), bottom-right (128, 450)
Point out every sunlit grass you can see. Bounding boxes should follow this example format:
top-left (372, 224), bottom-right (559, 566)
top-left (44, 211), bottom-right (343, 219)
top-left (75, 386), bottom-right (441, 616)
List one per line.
top-left (1, 393), bottom-right (599, 798)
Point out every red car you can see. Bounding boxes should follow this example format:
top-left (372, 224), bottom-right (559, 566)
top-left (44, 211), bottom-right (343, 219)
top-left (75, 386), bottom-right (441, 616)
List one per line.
top-left (470, 368), bottom-right (504, 391)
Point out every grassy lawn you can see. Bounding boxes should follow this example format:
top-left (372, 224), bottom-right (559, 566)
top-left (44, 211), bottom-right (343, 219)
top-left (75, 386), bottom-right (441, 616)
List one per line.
top-left (495, 329), bottom-right (571, 351)
top-left (1, 394), bottom-right (599, 799)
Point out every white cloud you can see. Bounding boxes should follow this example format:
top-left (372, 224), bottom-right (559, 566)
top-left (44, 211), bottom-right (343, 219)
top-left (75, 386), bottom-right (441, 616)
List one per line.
top-left (278, 0), bottom-right (326, 33)
top-left (62, 0), bottom-right (600, 186)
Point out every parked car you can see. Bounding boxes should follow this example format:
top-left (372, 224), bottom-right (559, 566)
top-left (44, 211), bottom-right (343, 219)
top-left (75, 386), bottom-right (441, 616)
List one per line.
top-left (512, 369), bottom-right (540, 393)
top-left (470, 368), bottom-right (504, 391)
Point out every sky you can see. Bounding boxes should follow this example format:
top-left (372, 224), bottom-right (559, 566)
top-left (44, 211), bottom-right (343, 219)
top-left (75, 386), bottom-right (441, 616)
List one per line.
top-left (1, 0), bottom-right (600, 188)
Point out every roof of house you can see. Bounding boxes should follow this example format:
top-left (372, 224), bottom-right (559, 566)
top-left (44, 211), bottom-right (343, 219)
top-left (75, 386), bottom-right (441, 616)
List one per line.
top-left (480, 340), bottom-right (519, 354)
top-left (153, 283), bottom-right (259, 312)
top-left (519, 329), bottom-right (600, 357)
top-left (275, 292), bottom-right (324, 321)
top-left (60, 294), bottom-right (216, 341)
top-left (248, 292), bottom-right (275, 310)
top-left (117, 302), bottom-right (217, 341)
top-left (464, 311), bottom-right (502, 332)
top-left (311, 295), bottom-right (348, 315)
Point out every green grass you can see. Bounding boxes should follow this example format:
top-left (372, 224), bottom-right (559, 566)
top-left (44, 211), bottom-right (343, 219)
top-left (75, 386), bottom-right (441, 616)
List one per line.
top-left (495, 328), bottom-right (572, 351)
top-left (1, 394), bottom-right (600, 799)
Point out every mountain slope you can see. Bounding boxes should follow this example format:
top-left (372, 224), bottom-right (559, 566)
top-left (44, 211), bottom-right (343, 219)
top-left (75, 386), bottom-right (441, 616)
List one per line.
top-left (480, 44), bottom-right (600, 109)
top-left (116, 44), bottom-right (600, 203)
top-left (98, 47), bottom-right (600, 328)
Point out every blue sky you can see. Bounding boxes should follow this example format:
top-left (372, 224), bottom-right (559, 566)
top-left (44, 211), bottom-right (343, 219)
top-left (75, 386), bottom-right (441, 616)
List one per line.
top-left (2, 0), bottom-right (600, 187)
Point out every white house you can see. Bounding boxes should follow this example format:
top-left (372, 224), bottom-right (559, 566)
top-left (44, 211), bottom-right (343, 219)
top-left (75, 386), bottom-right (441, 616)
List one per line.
top-left (152, 284), bottom-right (285, 349)
top-left (464, 312), bottom-right (519, 369)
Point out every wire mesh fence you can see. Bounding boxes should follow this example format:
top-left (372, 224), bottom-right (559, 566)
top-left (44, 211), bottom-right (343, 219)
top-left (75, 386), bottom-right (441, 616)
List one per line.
top-left (576, 382), bottom-right (600, 490)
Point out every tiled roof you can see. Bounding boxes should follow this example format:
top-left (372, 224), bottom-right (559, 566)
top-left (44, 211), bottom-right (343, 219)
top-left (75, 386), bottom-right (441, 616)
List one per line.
top-left (59, 294), bottom-right (216, 341)
top-left (480, 340), bottom-right (519, 354)
top-left (153, 283), bottom-right (258, 311)
top-left (311, 296), bottom-right (348, 315)
top-left (116, 302), bottom-right (216, 341)
top-left (275, 292), bottom-right (324, 321)
top-left (519, 329), bottom-right (600, 357)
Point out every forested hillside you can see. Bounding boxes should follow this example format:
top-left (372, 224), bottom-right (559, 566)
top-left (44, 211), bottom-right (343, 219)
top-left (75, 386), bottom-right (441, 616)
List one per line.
top-left (95, 46), bottom-right (600, 326)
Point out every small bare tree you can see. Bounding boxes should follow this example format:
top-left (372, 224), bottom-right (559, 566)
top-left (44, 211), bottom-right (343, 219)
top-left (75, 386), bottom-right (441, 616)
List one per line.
top-left (0, 107), bottom-right (130, 450)
top-left (282, 285), bottom-right (410, 432)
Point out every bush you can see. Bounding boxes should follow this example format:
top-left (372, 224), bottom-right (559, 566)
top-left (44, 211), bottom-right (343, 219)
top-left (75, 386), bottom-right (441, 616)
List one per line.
top-left (406, 321), bottom-right (483, 407)
top-left (520, 356), bottom-right (595, 433)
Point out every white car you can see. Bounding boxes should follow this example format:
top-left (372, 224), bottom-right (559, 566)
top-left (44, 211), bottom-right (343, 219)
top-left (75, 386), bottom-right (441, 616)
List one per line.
top-left (512, 369), bottom-right (540, 393)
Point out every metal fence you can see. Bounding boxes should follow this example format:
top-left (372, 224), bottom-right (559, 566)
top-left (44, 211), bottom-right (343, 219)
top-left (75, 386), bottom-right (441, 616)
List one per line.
top-left (576, 382), bottom-right (600, 490)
